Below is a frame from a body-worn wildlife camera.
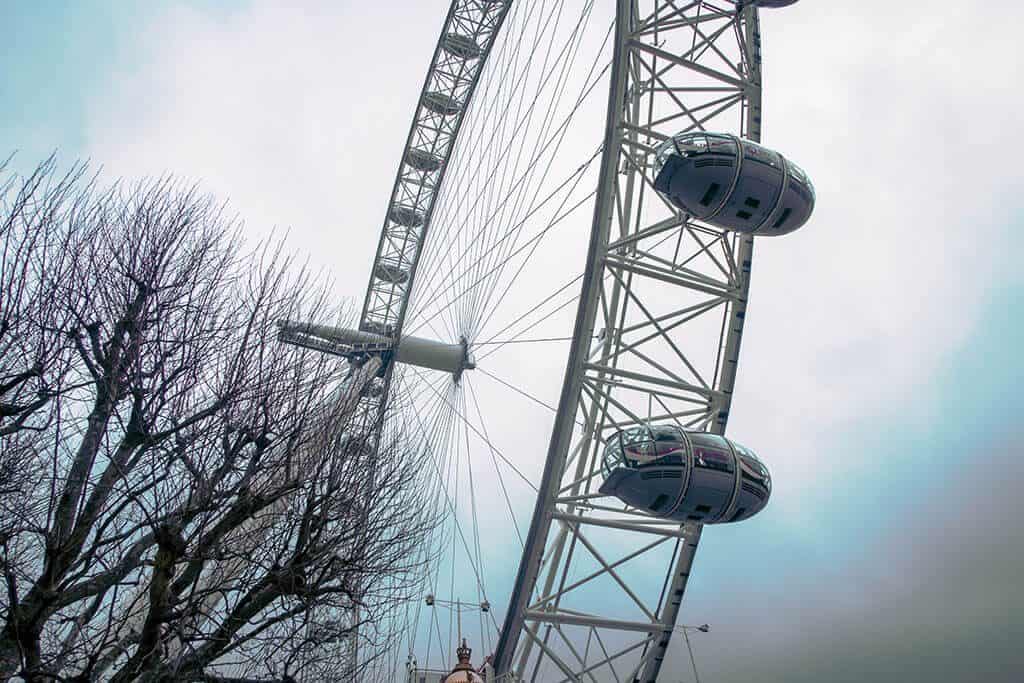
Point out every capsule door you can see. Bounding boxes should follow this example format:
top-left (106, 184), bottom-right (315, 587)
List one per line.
top-left (670, 432), bottom-right (737, 522)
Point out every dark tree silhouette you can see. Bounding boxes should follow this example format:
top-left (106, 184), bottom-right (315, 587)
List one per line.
top-left (0, 158), bottom-right (434, 682)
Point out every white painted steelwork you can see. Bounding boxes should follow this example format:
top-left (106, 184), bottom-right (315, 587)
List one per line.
top-left (277, 321), bottom-right (475, 377)
top-left (492, 3), bottom-right (779, 681)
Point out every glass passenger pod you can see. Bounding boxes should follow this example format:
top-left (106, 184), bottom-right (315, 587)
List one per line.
top-left (406, 148), bottom-right (443, 173)
top-left (374, 263), bottom-right (409, 284)
top-left (600, 426), bottom-right (770, 523)
top-left (422, 91), bottom-right (462, 116)
top-left (676, 432), bottom-right (736, 523)
top-left (602, 424), bottom-right (687, 476)
top-left (651, 129), bottom-right (814, 235)
top-left (652, 133), bottom-right (739, 221)
top-left (732, 441), bottom-right (771, 492)
top-left (442, 33), bottom-right (482, 60)
top-left (388, 205), bottom-right (425, 228)
top-left (600, 424), bottom-right (690, 517)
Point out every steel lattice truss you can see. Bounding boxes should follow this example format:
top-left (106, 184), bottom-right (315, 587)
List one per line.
top-left (494, 3), bottom-right (764, 681)
top-left (360, 1), bottom-right (510, 340)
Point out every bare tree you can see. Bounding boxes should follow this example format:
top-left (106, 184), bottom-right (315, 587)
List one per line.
top-left (0, 159), bottom-right (434, 682)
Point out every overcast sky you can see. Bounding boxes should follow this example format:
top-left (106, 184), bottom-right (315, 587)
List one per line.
top-left (3, 1), bottom-right (1023, 681)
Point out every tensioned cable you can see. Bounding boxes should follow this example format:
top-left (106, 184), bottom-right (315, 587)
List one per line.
top-left (420, 0), bottom-right (556, 340)
top-left (475, 366), bottom-right (561, 417)
top-left (393, 368), bottom-right (473, 663)
top-left (407, 380), bottom-right (467, 671)
top-left (462, 390), bottom-right (488, 650)
top-left (476, 284), bottom-right (585, 364)
top-left (458, 0), bottom-right (594, 339)
top-left (411, 72), bottom-right (609, 342)
top-left (464, 2), bottom-right (603, 341)
top-left (406, 170), bottom-right (598, 340)
top-left (402, 377), bottom-right (459, 671)
top-left (438, 173), bottom-right (599, 346)
top-left (390, 364), bottom-right (505, 670)
top-left (406, 22), bottom-right (614, 332)
top-left (418, 13), bottom-right (613, 334)
top-left (464, 375), bottom-right (525, 551)
top-left (409, 365), bottom-right (537, 493)
top-left (449, 388), bottom-right (464, 656)
top-left (475, 272), bottom-right (584, 347)
top-left (406, 366), bottom-right (503, 637)
top-left (455, 4), bottom-right (601, 332)
top-left (413, 155), bottom-right (589, 342)
top-left (450, 1), bottom-right (552, 342)
top-left (471, 336), bottom-right (578, 345)
top-left (429, 0), bottom-right (575, 321)
top-left (475, 196), bottom-right (694, 352)
top-left (455, 0), bottom-right (572, 337)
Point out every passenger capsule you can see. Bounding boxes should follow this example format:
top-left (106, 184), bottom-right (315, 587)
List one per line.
top-left (422, 91), bottom-right (462, 116)
top-left (374, 263), bottom-right (409, 284)
top-left (406, 148), bottom-right (443, 172)
top-left (442, 33), bottom-right (482, 60)
top-left (652, 132), bottom-right (814, 236)
top-left (388, 204), bottom-right (424, 227)
top-left (599, 424), bottom-right (770, 524)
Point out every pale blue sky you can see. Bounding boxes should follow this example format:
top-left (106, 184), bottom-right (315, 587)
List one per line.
top-left (3, 1), bottom-right (1023, 680)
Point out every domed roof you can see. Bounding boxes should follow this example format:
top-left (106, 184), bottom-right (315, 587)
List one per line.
top-left (440, 639), bottom-right (484, 683)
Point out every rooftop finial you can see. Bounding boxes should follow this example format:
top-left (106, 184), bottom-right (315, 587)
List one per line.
top-left (457, 638), bottom-right (472, 664)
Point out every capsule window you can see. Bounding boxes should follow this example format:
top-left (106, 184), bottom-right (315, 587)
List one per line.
top-left (736, 210), bottom-right (753, 220)
top-left (699, 183), bottom-right (721, 207)
top-left (792, 182), bottom-right (813, 203)
top-left (694, 447), bottom-right (733, 473)
top-left (772, 207), bottom-right (792, 229)
top-left (744, 197), bottom-right (760, 208)
top-left (695, 504), bottom-right (712, 514)
top-left (650, 494), bottom-right (670, 512)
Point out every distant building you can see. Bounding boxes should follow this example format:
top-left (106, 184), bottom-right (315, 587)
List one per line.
top-left (407, 639), bottom-right (491, 683)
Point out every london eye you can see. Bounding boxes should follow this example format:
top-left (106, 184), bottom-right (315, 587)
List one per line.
top-left (278, 1), bottom-right (814, 680)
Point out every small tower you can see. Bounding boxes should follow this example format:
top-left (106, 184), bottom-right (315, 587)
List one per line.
top-left (440, 639), bottom-right (484, 683)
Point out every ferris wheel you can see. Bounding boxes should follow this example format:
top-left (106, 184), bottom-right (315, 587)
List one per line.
top-left (279, 1), bottom-right (813, 681)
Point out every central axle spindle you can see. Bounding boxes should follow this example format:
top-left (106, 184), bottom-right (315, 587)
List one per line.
top-left (277, 320), bottom-right (475, 379)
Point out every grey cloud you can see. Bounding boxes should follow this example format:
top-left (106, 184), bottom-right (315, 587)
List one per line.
top-left (660, 435), bottom-right (1024, 683)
